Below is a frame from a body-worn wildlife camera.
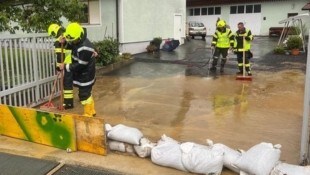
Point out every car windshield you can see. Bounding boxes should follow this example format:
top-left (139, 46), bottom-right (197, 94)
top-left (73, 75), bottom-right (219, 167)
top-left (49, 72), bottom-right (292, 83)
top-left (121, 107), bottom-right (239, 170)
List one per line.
top-left (190, 22), bottom-right (204, 27)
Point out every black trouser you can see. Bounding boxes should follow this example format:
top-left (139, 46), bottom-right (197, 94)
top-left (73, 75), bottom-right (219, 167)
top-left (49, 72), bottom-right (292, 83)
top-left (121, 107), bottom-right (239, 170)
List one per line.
top-left (78, 85), bottom-right (93, 102)
top-left (212, 47), bottom-right (228, 69)
top-left (63, 70), bottom-right (73, 107)
top-left (236, 51), bottom-right (251, 72)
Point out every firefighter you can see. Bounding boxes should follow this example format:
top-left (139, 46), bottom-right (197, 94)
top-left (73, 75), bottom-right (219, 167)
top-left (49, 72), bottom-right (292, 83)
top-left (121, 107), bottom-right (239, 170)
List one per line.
top-left (234, 22), bottom-right (253, 76)
top-left (47, 24), bottom-right (74, 109)
top-left (210, 20), bottom-right (234, 73)
top-left (60, 22), bottom-right (96, 117)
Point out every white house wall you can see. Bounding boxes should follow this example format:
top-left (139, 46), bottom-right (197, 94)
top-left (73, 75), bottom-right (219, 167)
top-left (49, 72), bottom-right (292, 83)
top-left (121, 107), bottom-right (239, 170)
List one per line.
top-left (187, 0), bottom-right (310, 36)
top-left (260, 0), bottom-right (310, 36)
top-left (84, 0), bottom-right (117, 41)
top-left (119, 0), bottom-right (186, 54)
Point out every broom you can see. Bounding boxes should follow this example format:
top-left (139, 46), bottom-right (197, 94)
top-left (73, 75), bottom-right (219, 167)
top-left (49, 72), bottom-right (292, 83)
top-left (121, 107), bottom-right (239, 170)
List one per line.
top-left (57, 42), bottom-right (65, 110)
top-left (236, 36), bottom-right (252, 81)
top-left (40, 72), bottom-right (60, 110)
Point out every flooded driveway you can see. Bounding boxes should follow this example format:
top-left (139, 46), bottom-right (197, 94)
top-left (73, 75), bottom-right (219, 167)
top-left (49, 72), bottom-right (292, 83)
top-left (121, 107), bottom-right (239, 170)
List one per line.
top-left (67, 37), bottom-right (307, 174)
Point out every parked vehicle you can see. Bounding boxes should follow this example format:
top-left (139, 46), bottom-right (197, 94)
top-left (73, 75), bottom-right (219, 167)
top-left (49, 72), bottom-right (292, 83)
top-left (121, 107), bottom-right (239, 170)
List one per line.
top-left (188, 21), bottom-right (207, 40)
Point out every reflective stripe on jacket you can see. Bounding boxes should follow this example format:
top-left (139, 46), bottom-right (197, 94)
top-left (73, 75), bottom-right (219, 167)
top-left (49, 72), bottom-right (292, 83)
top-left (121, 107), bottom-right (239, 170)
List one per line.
top-left (212, 28), bottom-right (234, 48)
top-left (234, 28), bottom-right (253, 51)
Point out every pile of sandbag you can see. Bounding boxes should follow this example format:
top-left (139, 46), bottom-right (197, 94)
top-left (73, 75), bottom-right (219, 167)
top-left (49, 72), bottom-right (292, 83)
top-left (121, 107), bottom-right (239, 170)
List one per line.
top-left (106, 124), bottom-right (156, 158)
top-left (105, 124), bottom-right (310, 175)
top-left (151, 135), bottom-right (224, 174)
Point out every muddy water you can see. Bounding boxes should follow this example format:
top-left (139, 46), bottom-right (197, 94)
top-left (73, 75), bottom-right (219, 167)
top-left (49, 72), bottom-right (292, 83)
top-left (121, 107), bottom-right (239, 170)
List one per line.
top-left (68, 62), bottom-right (305, 174)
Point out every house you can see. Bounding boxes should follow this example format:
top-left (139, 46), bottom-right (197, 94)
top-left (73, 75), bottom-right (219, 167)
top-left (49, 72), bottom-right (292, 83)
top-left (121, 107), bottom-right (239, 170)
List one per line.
top-left (186, 0), bottom-right (310, 36)
top-left (81, 0), bottom-right (186, 54)
top-left (0, 0), bottom-right (186, 55)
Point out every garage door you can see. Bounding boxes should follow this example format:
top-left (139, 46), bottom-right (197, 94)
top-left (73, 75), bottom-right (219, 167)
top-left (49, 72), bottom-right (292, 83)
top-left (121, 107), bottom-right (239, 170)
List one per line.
top-left (229, 13), bottom-right (262, 35)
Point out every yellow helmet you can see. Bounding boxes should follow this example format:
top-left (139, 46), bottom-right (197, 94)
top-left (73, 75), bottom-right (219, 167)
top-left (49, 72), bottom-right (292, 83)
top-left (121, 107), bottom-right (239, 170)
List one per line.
top-left (48, 24), bottom-right (61, 37)
top-left (64, 22), bottom-right (84, 42)
top-left (217, 20), bottom-right (226, 28)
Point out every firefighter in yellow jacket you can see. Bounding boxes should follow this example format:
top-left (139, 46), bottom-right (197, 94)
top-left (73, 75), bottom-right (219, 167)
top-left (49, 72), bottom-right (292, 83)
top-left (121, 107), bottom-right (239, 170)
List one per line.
top-left (210, 20), bottom-right (234, 73)
top-left (60, 22), bottom-right (96, 117)
top-left (234, 22), bottom-right (253, 76)
top-left (48, 24), bottom-right (74, 109)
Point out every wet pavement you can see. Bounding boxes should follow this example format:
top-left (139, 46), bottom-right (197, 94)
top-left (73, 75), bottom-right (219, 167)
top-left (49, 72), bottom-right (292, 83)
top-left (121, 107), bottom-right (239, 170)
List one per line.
top-left (1, 36), bottom-right (308, 175)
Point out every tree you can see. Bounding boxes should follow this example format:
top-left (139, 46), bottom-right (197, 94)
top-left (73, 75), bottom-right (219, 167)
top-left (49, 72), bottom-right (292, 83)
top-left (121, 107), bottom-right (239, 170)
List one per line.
top-left (0, 0), bottom-right (86, 33)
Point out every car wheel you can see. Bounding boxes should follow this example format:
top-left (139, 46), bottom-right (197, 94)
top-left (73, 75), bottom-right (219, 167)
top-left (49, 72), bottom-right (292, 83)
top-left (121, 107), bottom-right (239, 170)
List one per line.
top-left (202, 36), bottom-right (206, 40)
top-left (192, 36), bottom-right (194, 39)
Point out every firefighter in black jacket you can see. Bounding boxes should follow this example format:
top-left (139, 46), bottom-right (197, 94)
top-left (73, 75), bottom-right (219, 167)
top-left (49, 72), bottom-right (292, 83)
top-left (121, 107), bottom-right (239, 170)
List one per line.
top-left (48, 24), bottom-right (74, 109)
top-left (234, 22), bottom-right (253, 76)
top-left (60, 22), bottom-right (96, 117)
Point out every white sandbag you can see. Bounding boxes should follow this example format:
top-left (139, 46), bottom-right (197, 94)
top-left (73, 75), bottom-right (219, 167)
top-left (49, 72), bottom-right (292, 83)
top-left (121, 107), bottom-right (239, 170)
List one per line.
top-left (205, 139), bottom-right (243, 173)
top-left (270, 162), bottom-right (310, 175)
top-left (107, 124), bottom-right (143, 145)
top-left (134, 137), bottom-right (156, 158)
top-left (105, 123), bottom-right (113, 132)
top-left (234, 142), bottom-right (281, 175)
top-left (157, 134), bottom-right (179, 145)
top-left (108, 140), bottom-right (135, 154)
top-left (211, 143), bottom-right (242, 173)
top-left (151, 135), bottom-right (186, 172)
top-left (180, 142), bottom-right (224, 174)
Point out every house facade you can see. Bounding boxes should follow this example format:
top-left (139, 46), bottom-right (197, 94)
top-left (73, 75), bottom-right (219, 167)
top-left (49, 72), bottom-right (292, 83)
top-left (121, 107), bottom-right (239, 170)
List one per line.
top-left (81, 0), bottom-right (186, 54)
top-left (0, 0), bottom-right (186, 55)
top-left (186, 0), bottom-right (310, 36)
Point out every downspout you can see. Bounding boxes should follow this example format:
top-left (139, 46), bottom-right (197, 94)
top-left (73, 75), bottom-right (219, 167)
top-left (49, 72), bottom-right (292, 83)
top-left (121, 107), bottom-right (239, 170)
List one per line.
top-left (117, 0), bottom-right (124, 53)
top-left (116, 0), bottom-right (119, 42)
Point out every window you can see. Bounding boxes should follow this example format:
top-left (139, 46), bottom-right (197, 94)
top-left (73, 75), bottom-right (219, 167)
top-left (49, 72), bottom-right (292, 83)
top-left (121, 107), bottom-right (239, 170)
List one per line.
top-left (194, 8), bottom-right (200, 16)
top-left (237, 5), bottom-right (244, 13)
top-left (201, 8), bottom-right (208, 15)
top-left (230, 6), bottom-right (237, 14)
top-left (208, 7), bottom-right (214, 15)
top-left (192, 6), bottom-right (221, 16)
top-left (80, 0), bottom-right (100, 24)
top-left (215, 7), bottom-right (221, 15)
top-left (231, 4), bottom-right (261, 14)
top-left (246, 5), bottom-right (253, 13)
top-left (254, 4), bottom-right (261, 13)
top-left (189, 9), bottom-right (194, 16)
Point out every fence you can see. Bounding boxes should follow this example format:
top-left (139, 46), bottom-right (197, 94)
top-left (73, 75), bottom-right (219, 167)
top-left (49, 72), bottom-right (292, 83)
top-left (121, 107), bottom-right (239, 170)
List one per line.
top-left (0, 33), bottom-right (59, 107)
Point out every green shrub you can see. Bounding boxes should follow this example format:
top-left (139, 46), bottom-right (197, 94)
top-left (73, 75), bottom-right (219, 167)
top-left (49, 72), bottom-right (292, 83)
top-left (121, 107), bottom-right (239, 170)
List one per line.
top-left (152, 37), bottom-right (162, 47)
top-left (121, 52), bottom-right (132, 60)
top-left (146, 37), bottom-right (162, 53)
top-left (93, 37), bottom-right (119, 66)
top-left (286, 35), bottom-right (302, 50)
top-left (273, 45), bottom-right (286, 54)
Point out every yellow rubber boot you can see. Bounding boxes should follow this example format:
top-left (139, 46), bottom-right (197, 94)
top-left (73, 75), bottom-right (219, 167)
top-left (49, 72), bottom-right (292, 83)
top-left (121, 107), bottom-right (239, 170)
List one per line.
top-left (90, 100), bottom-right (96, 117)
top-left (83, 104), bottom-right (93, 117)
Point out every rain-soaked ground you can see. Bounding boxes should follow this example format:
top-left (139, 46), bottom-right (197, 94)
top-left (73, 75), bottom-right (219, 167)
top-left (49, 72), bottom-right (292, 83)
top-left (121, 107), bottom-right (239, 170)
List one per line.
top-left (65, 36), bottom-right (307, 174)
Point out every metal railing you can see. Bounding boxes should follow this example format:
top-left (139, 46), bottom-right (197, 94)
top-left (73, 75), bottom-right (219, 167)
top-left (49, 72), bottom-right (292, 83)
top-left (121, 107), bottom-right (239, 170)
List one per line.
top-left (0, 33), bottom-right (59, 107)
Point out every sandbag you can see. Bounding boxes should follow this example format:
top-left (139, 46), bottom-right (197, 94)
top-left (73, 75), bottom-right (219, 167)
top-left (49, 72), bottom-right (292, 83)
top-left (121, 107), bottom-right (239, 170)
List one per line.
top-left (180, 142), bottom-right (224, 174)
top-left (211, 143), bottom-right (242, 173)
top-left (157, 134), bottom-right (179, 145)
top-left (270, 162), bottom-right (310, 175)
top-left (234, 142), bottom-right (281, 175)
top-left (134, 137), bottom-right (156, 158)
top-left (108, 140), bottom-right (135, 155)
top-left (151, 135), bottom-right (186, 171)
top-left (107, 124), bottom-right (143, 145)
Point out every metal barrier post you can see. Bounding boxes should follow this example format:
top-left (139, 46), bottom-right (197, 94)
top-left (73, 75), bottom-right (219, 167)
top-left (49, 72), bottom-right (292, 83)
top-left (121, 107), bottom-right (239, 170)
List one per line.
top-left (301, 30), bottom-right (310, 165)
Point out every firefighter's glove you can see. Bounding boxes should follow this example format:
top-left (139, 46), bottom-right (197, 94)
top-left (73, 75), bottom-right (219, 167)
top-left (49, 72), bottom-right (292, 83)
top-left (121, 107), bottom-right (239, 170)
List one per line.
top-left (211, 44), bottom-right (215, 50)
top-left (245, 36), bottom-right (251, 41)
top-left (59, 36), bottom-right (66, 44)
